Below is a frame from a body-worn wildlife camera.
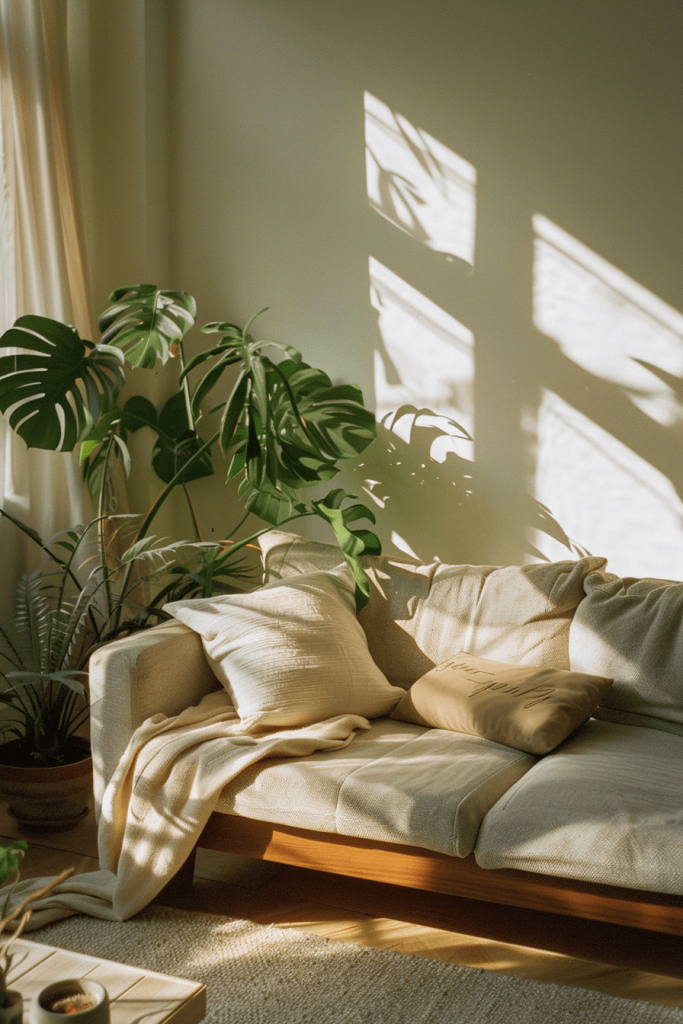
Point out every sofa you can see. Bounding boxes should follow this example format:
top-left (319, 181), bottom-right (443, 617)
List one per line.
top-left (89, 530), bottom-right (683, 936)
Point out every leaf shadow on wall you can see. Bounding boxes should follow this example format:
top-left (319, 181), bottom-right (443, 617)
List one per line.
top-left (351, 406), bottom-right (579, 567)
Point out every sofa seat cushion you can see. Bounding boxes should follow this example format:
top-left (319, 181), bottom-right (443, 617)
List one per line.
top-left (570, 570), bottom-right (683, 737)
top-left (215, 716), bottom-right (536, 857)
top-left (475, 720), bottom-right (683, 895)
top-left (260, 530), bottom-right (608, 686)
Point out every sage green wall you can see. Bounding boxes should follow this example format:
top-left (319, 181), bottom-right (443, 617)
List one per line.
top-left (165, 0), bottom-right (683, 572)
top-left (67, 0), bottom-right (185, 538)
top-left (78, 0), bottom-right (683, 574)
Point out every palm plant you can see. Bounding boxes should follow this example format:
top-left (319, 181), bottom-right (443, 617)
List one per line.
top-left (0, 568), bottom-right (90, 768)
top-left (0, 509), bottom-right (252, 767)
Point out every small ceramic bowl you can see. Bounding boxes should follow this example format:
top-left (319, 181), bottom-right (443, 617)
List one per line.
top-left (30, 980), bottom-right (109, 1024)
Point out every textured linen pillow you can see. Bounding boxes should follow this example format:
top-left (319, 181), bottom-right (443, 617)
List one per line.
top-left (164, 569), bottom-right (405, 733)
top-left (390, 652), bottom-right (613, 754)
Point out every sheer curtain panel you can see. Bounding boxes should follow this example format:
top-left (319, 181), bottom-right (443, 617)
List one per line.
top-left (0, 0), bottom-right (93, 617)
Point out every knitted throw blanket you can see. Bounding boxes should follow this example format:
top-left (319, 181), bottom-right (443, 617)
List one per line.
top-left (6, 691), bottom-right (369, 928)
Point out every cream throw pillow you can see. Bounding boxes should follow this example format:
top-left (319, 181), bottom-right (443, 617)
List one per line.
top-left (390, 652), bottom-right (613, 754)
top-left (164, 569), bottom-right (405, 733)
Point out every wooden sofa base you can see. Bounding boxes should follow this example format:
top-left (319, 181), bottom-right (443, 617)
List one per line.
top-left (197, 812), bottom-right (683, 937)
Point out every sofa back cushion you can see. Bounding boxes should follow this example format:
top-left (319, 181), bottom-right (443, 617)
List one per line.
top-left (260, 531), bottom-right (607, 687)
top-left (569, 570), bottom-right (683, 736)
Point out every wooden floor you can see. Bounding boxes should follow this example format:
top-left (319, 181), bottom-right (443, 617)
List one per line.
top-left (2, 797), bottom-right (683, 1010)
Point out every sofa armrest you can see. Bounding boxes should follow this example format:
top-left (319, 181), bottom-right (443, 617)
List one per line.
top-left (89, 620), bottom-right (221, 820)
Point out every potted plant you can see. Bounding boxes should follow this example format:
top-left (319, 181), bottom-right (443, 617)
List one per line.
top-left (0, 506), bottom-right (235, 824)
top-left (0, 840), bottom-right (74, 1022)
top-left (0, 287), bottom-right (380, 823)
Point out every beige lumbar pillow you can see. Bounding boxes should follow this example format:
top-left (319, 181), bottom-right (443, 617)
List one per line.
top-left (164, 568), bottom-right (405, 733)
top-left (390, 652), bottom-right (613, 754)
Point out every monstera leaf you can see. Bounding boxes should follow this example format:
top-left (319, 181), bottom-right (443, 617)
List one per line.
top-left (150, 392), bottom-right (214, 485)
top-left (312, 488), bottom-right (380, 607)
top-left (99, 285), bottom-right (197, 368)
top-left (174, 310), bottom-right (381, 607)
top-left (237, 474), bottom-right (309, 526)
top-left (267, 358), bottom-right (376, 464)
top-left (80, 391), bottom-right (214, 498)
top-left (184, 314), bottom-right (376, 493)
top-left (0, 316), bottom-right (125, 451)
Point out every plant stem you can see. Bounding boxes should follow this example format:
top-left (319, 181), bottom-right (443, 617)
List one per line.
top-left (0, 625), bottom-right (24, 670)
top-left (118, 429), bottom-right (220, 602)
top-left (177, 340), bottom-right (196, 431)
top-left (0, 866), bottom-right (74, 936)
top-left (177, 338), bottom-right (204, 541)
top-left (224, 507), bottom-right (251, 541)
top-left (141, 429), bottom-right (219, 541)
top-left (97, 437), bottom-right (116, 621)
top-left (182, 484), bottom-right (203, 541)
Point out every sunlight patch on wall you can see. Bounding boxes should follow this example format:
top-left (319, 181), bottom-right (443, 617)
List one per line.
top-left (365, 92), bottom-right (476, 264)
top-left (390, 530), bottom-right (420, 560)
top-left (532, 390), bottom-right (683, 580)
top-left (370, 257), bottom-right (474, 462)
top-left (533, 214), bottom-right (683, 430)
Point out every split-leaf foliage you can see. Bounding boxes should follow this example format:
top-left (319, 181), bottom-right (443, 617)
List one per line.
top-left (0, 287), bottom-right (380, 765)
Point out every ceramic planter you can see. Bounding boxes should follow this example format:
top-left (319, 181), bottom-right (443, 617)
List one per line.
top-left (31, 980), bottom-right (109, 1024)
top-left (0, 990), bottom-right (23, 1024)
top-left (0, 739), bottom-right (92, 831)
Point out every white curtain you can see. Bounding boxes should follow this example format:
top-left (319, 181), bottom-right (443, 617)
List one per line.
top-left (0, 0), bottom-right (93, 620)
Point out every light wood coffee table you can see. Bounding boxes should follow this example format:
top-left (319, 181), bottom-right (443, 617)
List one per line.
top-left (7, 938), bottom-right (206, 1024)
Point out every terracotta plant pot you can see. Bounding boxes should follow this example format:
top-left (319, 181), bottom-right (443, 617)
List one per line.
top-left (0, 739), bottom-right (92, 831)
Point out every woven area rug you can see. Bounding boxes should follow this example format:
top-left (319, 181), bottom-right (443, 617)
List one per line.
top-left (31, 904), bottom-right (682, 1024)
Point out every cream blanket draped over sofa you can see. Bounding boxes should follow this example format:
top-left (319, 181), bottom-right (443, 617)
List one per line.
top-left (6, 691), bottom-right (369, 929)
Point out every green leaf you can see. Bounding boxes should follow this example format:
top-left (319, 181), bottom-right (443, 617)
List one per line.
top-left (312, 490), bottom-right (380, 610)
top-left (201, 321), bottom-right (243, 337)
top-left (7, 669), bottom-right (88, 698)
top-left (189, 355), bottom-right (234, 422)
top-left (119, 395), bottom-right (158, 434)
top-left (99, 286), bottom-right (197, 369)
top-left (152, 430), bottom-right (214, 485)
top-left (0, 839), bottom-right (28, 886)
top-left (180, 344), bottom-right (240, 383)
top-left (219, 372), bottom-right (250, 454)
top-left (274, 368), bottom-right (376, 461)
top-left (112, 433), bottom-right (132, 478)
top-left (79, 404), bottom-right (122, 462)
top-left (240, 477), bottom-right (308, 526)
top-left (0, 316), bottom-right (125, 451)
top-left (121, 536), bottom-right (217, 567)
top-left (157, 390), bottom-right (189, 438)
top-left (277, 442), bottom-right (339, 487)
top-left (187, 342), bottom-right (245, 418)
top-left (152, 392), bottom-right (214, 485)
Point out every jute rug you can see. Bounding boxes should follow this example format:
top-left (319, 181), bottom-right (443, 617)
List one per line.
top-left (31, 905), bottom-right (682, 1024)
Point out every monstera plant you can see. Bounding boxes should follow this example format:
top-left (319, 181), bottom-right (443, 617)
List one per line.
top-left (0, 287), bottom-right (379, 782)
top-left (0, 286), bottom-right (379, 602)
